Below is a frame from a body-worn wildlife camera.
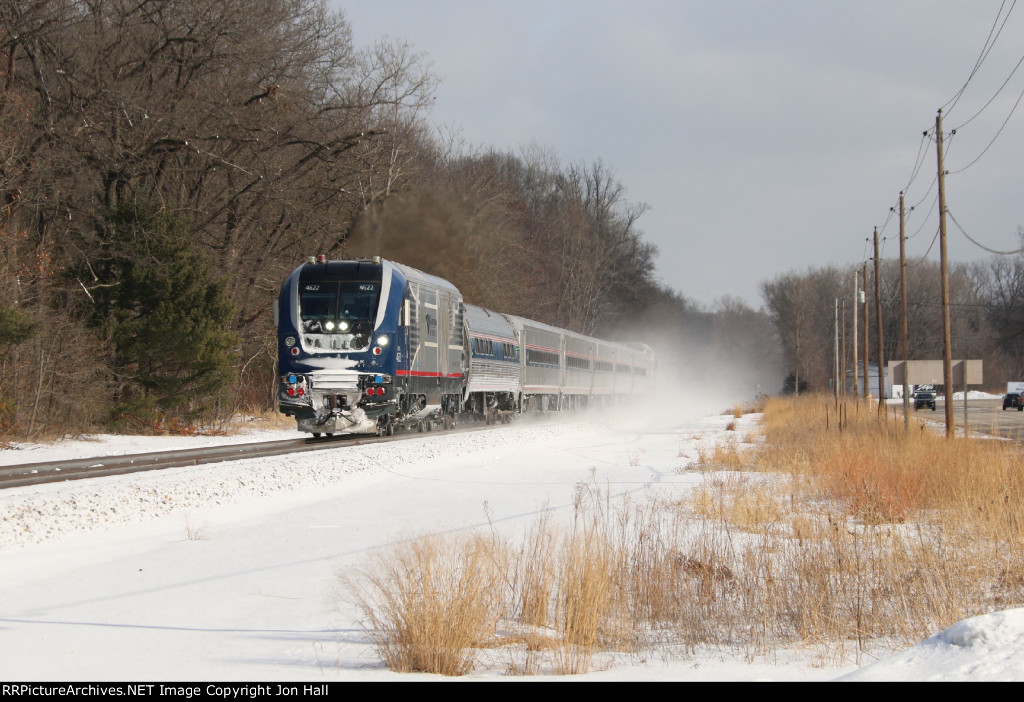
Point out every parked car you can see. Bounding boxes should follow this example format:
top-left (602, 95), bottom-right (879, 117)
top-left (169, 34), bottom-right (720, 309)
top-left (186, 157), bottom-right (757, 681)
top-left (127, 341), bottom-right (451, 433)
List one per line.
top-left (1003, 393), bottom-right (1023, 411)
top-left (913, 390), bottom-right (936, 411)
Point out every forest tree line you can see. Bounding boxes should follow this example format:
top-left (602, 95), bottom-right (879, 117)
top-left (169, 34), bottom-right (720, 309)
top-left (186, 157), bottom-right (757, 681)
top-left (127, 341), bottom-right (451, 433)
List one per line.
top-left (1, 0), bottom-right (778, 438)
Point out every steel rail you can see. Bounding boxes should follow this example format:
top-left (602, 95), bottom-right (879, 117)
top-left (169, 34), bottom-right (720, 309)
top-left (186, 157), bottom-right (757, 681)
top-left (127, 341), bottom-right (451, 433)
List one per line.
top-left (0, 432), bottom-right (392, 489)
top-left (0, 415), bottom-right (555, 490)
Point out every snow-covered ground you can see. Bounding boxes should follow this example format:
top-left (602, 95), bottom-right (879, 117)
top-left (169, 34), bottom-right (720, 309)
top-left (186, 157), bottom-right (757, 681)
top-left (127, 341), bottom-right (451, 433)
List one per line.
top-left (0, 409), bottom-right (1021, 681)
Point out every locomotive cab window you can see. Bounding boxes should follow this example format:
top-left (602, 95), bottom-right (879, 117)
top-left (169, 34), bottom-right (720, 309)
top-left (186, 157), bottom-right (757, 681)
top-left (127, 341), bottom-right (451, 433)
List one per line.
top-left (299, 281), bottom-right (380, 336)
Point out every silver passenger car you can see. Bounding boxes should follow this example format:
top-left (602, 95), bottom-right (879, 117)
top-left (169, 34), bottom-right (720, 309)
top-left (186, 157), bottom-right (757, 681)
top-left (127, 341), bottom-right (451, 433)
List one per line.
top-left (507, 315), bottom-right (656, 412)
top-left (463, 304), bottom-right (520, 423)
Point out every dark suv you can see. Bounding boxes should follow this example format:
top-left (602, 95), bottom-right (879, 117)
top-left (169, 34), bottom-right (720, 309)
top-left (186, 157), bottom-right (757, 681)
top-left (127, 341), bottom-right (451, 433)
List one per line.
top-left (913, 390), bottom-right (936, 411)
top-left (1003, 393), bottom-right (1023, 411)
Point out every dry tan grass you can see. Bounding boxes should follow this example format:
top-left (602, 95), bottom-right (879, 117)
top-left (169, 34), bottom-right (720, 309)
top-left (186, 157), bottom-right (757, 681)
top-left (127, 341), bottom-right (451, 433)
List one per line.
top-left (351, 533), bottom-right (504, 676)
top-left (350, 394), bottom-right (1024, 675)
top-left (695, 436), bottom-right (748, 471)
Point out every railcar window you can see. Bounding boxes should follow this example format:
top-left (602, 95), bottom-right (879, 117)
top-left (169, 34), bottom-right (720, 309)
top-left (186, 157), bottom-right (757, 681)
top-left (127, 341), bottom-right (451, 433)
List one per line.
top-left (595, 360), bottom-right (613, 372)
top-left (503, 343), bottom-right (517, 360)
top-left (526, 349), bottom-right (559, 366)
top-left (472, 338), bottom-right (496, 356)
top-left (567, 355), bottom-right (591, 371)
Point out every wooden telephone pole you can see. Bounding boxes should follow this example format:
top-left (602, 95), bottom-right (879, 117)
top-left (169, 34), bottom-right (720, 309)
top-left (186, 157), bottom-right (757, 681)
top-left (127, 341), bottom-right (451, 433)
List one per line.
top-left (863, 261), bottom-right (870, 399)
top-left (852, 271), bottom-right (859, 397)
top-left (936, 110), bottom-right (955, 437)
top-left (874, 228), bottom-right (885, 413)
top-left (899, 193), bottom-right (910, 431)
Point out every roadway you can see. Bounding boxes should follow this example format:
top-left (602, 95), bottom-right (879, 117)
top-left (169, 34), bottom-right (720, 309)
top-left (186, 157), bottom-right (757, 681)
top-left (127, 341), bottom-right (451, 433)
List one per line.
top-left (887, 397), bottom-right (1024, 441)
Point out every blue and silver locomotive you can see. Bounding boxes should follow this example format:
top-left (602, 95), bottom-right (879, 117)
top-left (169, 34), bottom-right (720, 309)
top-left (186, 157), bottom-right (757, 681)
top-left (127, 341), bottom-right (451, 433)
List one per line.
top-left (276, 256), bottom-right (655, 436)
top-left (276, 256), bottom-right (464, 436)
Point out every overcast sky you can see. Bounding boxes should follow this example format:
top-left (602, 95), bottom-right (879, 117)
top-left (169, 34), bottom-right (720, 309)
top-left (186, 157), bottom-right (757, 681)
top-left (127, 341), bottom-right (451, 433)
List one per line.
top-left (337, 1), bottom-right (1024, 308)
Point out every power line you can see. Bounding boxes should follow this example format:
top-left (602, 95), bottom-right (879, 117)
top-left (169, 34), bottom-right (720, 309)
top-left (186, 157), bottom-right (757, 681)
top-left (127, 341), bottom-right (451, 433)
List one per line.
top-left (950, 78), bottom-right (1024, 173)
top-left (907, 226), bottom-right (941, 267)
top-left (907, 188), bottom-right (938, 237)
top-left (952, 49), bottom-right (1024, 131)
top-left (902, 132), bottom-right (932, 195)
top-left (947, 208), bottom-right (1024, 254)
top-left (942, 0), bottom-right (1017, 117)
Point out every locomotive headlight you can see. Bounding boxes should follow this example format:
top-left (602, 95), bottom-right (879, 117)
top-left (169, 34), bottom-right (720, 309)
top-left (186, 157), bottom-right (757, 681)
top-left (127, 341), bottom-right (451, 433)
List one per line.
top-left (338, 321), bottom-right (350, 332)
top-left (285, 336), bottom-right (296, 347)
top-left (376, 335), bottom-right (389, 346)
top-left (324, 320), bottom-right (335, 331)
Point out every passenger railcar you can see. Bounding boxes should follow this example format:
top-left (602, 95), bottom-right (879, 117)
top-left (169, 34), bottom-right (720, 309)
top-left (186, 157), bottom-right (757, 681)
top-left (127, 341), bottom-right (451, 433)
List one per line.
top-left (463, 304), bottom-right (521, 424)
top-left (276, 256), bottom-right (655, 436)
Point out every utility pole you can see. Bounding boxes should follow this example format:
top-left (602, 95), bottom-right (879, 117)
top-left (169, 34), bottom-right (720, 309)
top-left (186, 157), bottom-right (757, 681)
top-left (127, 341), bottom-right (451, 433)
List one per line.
top-left (853, 271), bottom-right (859, 397)
top-left (841, 300), bottom-right (846, 400)
top-left (899, 193), bottom-right (910, 432)
top-left (874, 228), bottom-right (885, 413)
top-left (863, 261), bottom-right (870, 400)
top-left (833, 298), bottom-right (839, 407)
top-left (936, 110), bottom-right (955, 438)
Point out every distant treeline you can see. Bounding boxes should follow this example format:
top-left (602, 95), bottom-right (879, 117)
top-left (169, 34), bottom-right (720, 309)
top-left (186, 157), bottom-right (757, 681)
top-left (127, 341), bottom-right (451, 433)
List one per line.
top-left (761, 242), bottom-right (1024, 394)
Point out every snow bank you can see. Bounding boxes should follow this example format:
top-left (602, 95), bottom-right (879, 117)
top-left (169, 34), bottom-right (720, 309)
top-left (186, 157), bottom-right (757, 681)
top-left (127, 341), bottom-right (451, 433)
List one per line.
top-left (840, 608), bottom-right (1024, 681)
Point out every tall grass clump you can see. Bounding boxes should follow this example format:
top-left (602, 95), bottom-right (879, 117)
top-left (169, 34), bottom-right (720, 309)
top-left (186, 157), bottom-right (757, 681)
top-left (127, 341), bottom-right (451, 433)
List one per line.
top-left (352, 533), bottom-right (504, 676)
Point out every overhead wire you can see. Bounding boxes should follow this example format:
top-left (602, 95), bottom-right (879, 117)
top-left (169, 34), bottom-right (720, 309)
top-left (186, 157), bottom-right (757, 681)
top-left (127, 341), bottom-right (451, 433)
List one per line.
top-left (886, 4), bottom-right (1015, 246)
top-left (947, 209), bottom-right (1024, 254)
top-left (907, 172), bottom-right (938, 213)
top-left (952, 49), bottom-right (1024, 131)
top-left (864, 4), bottom-right (1018, 278)
top-left (901, 132), bottom-right (932, 195)
top-left (941, 0), bottom-right (1015, 117)
top-left (949, 78), bottom-right (1024, 173)
top-left (908, 226), bottom-right (942, 267)
top-left (906, 192), bottom-right (937, 241)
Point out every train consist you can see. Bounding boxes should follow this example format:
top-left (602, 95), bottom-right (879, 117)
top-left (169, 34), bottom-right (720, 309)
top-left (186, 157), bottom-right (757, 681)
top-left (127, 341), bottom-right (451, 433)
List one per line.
top-left (275, 256), bottom-right (655, 437)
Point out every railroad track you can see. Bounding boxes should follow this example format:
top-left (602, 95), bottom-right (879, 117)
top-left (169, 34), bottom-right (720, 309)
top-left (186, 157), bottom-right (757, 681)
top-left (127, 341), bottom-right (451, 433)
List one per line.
top-left (0, 425), bottom-right (475, 489)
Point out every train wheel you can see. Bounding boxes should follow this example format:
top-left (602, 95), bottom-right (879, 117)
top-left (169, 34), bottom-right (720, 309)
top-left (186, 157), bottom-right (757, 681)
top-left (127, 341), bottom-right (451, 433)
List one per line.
top-left (312, 432), bottom-right (322, 438)
top-left (417, 421), bottom-right (425, 433)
